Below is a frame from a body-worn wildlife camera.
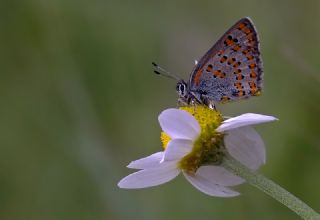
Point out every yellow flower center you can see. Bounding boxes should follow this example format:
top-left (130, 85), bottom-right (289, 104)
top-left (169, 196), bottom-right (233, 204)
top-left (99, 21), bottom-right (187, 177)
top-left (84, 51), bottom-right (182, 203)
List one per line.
top-left (161, 105), bottom-right (225, 174)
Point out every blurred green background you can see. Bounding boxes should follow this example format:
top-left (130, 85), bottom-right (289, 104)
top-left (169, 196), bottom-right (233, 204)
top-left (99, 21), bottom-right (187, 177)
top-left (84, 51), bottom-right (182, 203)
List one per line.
top-left (1, 0), bottom-right (320, 219)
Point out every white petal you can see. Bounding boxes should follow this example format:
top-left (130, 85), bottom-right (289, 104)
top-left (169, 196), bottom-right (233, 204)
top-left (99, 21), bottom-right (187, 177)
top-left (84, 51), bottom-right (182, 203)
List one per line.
top-left (196, 166), bottom-right (245, 186)
top-left (224, 126), bottom-right (265, 170)
top-left (127, 152), bottom-right (164, 169)
top-left (217, 113), bottom-right (278, 132)
top-left (158, 109), bottom-right (200, 140)
top-left (183, 172), bottom-right (240, 197)
top-left (118, 162), bottom-right (180, 189)
top-left (162, 139), bottom-right (193, 162)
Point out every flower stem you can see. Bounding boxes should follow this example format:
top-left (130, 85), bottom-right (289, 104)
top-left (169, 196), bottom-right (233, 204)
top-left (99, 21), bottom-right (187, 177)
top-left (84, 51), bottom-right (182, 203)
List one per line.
top-left (222, 155), bottom-right (320, 220)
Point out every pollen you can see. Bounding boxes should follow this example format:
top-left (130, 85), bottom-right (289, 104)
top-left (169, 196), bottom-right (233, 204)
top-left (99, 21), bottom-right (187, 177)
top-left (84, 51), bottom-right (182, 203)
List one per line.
top-left (161, 132), bottom-right (171, 150)
top-left (179, 105), bottom-right (223, 131)
top-left (160, 105), bottom-right (226, 174)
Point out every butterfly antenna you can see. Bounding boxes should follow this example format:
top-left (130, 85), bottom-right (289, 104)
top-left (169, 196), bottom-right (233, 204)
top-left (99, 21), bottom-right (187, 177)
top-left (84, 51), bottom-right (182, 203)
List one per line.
top-left (152, 62), bottom-right (181, 81)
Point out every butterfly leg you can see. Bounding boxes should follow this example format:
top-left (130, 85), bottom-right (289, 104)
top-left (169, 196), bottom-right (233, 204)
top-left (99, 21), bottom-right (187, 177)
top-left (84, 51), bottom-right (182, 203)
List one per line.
top-left (200, 94), bottom-right (216, 110)
top-left (208, 102), bottom-right (216, 110)
top-left (177, 98), bottom-right (185, 106)
top-left (190, 99), bottom-right (197, 115)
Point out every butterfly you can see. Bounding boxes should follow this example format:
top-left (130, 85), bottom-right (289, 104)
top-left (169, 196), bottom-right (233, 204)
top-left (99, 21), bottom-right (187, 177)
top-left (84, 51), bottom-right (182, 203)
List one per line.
top-left (154, 17), bottom-right (263, 109)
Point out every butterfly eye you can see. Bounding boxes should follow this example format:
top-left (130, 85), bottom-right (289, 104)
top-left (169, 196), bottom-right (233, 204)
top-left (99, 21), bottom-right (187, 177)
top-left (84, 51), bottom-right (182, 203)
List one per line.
top-left (181, 85), bottom-right (185, 92)
top-left (176, 81), bottom-right (187, 97)
top-left (179, 84), bottom-right (185, 94)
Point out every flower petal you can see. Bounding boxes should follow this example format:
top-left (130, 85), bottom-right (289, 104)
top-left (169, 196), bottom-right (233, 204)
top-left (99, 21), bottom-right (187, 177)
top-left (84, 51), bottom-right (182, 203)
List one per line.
top-left (158, 109), bottom-right (200, 140)
top-left (183, 172), bottom-right (240, 197)
top-left (118, 162), bottom-right (180, 189)
top-left (217, 113), bottom-right (278, 132)
top-left (196, 166), bottom-right (245, 186)
top-left (127, 152), bottom-right (164, 169)
top-left (224, 126), bottom-right (265, 170)
top-left (161, 139), bottom-right (193, 162)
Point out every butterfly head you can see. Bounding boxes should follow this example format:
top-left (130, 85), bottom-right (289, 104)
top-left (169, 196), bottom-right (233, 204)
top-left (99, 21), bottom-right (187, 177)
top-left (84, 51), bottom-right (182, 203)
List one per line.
top-left (176, 80), bottom-right (190, 102)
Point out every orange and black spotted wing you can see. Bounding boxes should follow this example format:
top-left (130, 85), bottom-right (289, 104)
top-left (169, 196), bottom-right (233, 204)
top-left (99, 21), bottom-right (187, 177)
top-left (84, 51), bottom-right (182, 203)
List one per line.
top-left (189, 17), bottom-right (263, 103)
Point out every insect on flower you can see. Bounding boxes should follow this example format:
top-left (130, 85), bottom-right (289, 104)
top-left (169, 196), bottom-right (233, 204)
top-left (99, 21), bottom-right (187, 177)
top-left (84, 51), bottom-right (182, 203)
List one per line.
top-left (153, 17), bottom-right (262, 109)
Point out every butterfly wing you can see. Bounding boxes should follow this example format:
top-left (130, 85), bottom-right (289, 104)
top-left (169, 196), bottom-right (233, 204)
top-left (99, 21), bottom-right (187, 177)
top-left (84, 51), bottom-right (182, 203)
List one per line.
top-left (189, 17), bottom-right (263, 103)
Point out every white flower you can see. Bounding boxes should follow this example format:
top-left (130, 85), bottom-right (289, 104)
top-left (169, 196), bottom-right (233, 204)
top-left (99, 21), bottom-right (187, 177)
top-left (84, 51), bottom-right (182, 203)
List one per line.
top-left (118, 108), bottom-right (278, 197)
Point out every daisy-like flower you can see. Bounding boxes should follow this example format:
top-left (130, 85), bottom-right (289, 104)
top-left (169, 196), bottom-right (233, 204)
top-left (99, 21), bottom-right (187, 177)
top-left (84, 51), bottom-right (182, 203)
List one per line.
top-left (118, 106), bottom-right (277, 197)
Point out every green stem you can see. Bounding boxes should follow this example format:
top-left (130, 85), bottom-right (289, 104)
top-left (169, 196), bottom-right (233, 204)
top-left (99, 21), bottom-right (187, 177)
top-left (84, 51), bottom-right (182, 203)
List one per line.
top-left (222, 155), bottom-right (320, 220)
